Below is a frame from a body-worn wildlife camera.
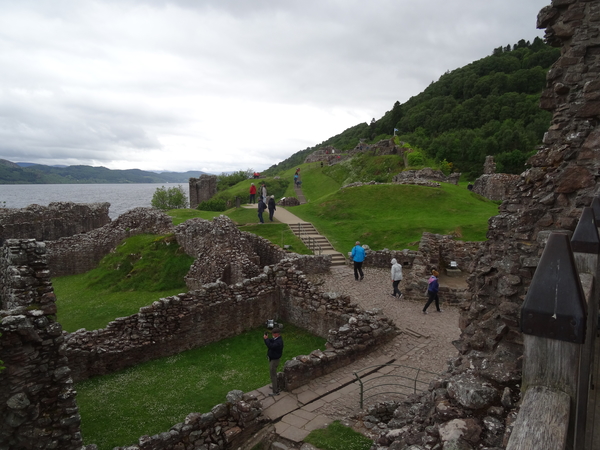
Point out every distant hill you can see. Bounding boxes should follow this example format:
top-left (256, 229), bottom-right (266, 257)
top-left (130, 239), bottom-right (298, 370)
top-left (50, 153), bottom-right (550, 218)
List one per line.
top-left (0, 160), bottom-right (207, 184)
top-left (264, 37), bottom-right (560, 179)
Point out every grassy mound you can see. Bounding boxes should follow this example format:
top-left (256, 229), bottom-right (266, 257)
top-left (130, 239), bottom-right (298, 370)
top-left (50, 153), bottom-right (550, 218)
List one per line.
top-left (291, 181), bottom-right (498, 252)
top-left (54, 234), bottom-right (194, 331)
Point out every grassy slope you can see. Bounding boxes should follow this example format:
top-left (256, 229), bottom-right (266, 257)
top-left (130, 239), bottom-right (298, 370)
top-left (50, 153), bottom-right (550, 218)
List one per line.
top-left (54, 234), bottom-right (193, 332)
top-left (264, 162), bottom-right (498, 252)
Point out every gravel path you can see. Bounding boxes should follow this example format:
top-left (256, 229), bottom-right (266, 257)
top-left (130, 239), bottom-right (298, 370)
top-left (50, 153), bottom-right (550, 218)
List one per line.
top-left (304, 265), bottom-right (462, 420)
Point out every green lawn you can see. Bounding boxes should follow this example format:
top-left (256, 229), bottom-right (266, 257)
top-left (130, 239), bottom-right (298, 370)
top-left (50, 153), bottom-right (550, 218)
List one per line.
top-left (77, 324), bottom-right (326, 450)
top-left (304, 421), bottom-right (373, 450)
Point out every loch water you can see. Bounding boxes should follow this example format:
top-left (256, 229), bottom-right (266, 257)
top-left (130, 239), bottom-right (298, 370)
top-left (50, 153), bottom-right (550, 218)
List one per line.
top-left (0, 183), bottom-right (187, 219)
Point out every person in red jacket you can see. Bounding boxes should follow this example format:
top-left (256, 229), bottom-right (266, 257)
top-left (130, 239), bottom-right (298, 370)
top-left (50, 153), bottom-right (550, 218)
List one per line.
top-left (249, 183), bottom-right (257, 204)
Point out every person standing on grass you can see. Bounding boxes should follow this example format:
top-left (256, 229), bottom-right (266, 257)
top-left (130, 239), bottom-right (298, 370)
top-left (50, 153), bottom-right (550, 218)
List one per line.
top-left (249, 183), bottom-right (257, 204)
top-left (267, 195), bottom-right (276, 221)
top-left (351, 241), bottom-right (366, 281)
top-left (257, 198), bottom-right (266, 224)
top-left (390, 258), bottom-right (403, 298)
top-left (261, 183), bottom-right (267, 202)
top-left (423, 269), bottom-right (443, 314)
top-left (263, 328), bottom-right (284, 395)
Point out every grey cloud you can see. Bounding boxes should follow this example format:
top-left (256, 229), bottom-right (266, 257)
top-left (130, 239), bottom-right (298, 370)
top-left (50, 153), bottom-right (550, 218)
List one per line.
top-left (0, 0), bottom-right (551, 172)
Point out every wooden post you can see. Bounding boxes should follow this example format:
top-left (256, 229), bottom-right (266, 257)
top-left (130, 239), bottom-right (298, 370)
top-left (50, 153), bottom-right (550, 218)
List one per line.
top-left (571, 206), bottom-right (600, 450)
top-left (517, 232), bottom-right (587, 449)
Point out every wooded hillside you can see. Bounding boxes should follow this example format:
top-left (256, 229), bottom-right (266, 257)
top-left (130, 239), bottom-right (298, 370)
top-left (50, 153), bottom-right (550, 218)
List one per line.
top-left (265, 38), bottom-right (560, 179)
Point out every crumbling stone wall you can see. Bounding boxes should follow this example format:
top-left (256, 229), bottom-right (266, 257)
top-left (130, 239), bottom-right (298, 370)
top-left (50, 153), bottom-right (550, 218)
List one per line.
top-left (0, 240), bottom-right (83, 450)
top-left (112, 390), bottom-right (265, 450)
top-left (189, 174), bottom-right (218, 209)
top-left (65, 274), bottom-right (280, 381)
top-left (176, 215), bottom-right (331, 289)
top-left (348, 139), bottom-right (403, 157)
top-left (472, 173), bottom-right (521, 201)
top-left (0, 201), bottom-right (110, 242)
top-left (359, 235), bottom-right (481, 305)
top-left (483, 155), bottom-right (497, 174)
top-left (64, 259), bottom-right (398, 384)
top-left (363, 2), bottom-right (600, 448)
top-left (46, 207), bottom-right (174, 277)
top-left (392, 168), bottom-right (461, 185)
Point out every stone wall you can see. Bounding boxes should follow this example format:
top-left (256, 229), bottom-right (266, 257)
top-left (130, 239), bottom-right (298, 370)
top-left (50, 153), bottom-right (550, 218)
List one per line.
top-left (392, 168), bottom-right (461, 185)
top-left (0, 202), bottom-right (111, 242)
top-left (0, 240), bottom-right (83, 450)
top-left (176, 215), bottom-right (331, 289)
top-left (472, 173), bottom-right (520, 201)
top-left (46, 208), bottom-right (174, 277)
top-left (359, 235), bottom-right (482, 304)
top-left (64, 259), bottom-right (398, 384)
top-left (362, 2), bottom-right (600, 448)
top-left (189, 175), bottom-right (218, 209)
top-left (113, 390), bottom-right (265, 450)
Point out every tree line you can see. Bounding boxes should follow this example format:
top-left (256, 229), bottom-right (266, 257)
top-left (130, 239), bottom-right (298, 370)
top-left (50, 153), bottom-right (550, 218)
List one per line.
top-left (265, 37), bottom-right (560, 180)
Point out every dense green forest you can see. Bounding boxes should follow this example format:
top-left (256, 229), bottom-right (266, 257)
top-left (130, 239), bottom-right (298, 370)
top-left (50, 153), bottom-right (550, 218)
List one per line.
top-left (265, 38), bottom-right (560, 179)
top-left (0, 159), bottom-right (206, 184)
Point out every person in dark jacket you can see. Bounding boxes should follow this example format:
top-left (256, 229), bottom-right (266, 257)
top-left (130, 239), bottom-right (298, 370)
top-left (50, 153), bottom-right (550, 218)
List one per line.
top-left (267, 195), bottom-right (276, 221)
top-left (257, 198), bottom-right (266, 223)
top-left (263, 328), bottom-right (284, 395)
top-left (423, 269), bottom-right (443, 313)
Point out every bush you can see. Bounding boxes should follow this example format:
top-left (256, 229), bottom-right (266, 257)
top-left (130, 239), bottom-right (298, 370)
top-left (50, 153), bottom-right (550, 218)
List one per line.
top-left (217, 170), bottom-right (253, 191)
top-left (407, 150), bottom-right (425, 167)
top-left (151, 186), bottom-right (188, 210)
top-left (197, 197), bottom-right (229, 211)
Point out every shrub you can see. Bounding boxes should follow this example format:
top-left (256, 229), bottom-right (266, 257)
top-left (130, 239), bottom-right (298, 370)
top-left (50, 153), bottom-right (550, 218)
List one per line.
top-left (217, 169), bottom-right (253, 191)
top-left (151, 186), bottom-right (188, 210)
top-left (197, 197), bottom-right (229, 211)
top-left (407, 150), bottom-right (425, 167)
top-left (440, 159), bottom-right (453, 175)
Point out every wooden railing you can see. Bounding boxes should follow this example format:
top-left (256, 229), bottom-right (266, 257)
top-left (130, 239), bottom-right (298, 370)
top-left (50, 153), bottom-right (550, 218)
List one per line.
top-left (507, 196), bottom-right (600, 450)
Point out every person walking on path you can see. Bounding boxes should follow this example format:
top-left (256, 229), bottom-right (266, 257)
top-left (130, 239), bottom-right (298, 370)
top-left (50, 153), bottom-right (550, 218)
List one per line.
top-left (249, 183), bottom-right (257, 204)
top-left (294, 173), bottom-right (299, 187)
top-left (390, 258), bottom-right (403, 298)
top-left (351, 241), bottom-right (366, 281)
top-left (267, 195), bottom-right (276, 221)
top-left (257, 198), bottom-right (266, 224)
top-left (260, 183), bottom-right (267, 201)
top-left (423, 270), bottom-right (442, 314)
top-left (263, 328), bottom-right (284, 395)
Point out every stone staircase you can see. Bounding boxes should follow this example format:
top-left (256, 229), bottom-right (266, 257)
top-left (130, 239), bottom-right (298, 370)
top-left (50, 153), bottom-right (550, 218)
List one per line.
top-left (288, 222), bottom-right (346, 266)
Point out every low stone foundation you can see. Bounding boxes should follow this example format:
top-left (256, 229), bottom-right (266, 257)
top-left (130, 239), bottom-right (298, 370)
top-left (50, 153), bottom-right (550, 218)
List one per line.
top-left (113, 390), bottom-right (266, 450)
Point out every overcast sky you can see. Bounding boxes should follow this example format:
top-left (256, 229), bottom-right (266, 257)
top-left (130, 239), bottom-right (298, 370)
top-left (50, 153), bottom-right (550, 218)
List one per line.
top-left (0, 0), bottom-right (550, 174)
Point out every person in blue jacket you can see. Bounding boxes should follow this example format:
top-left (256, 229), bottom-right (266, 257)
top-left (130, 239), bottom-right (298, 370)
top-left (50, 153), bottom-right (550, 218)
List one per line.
top-left (263, 328), bottom-right (284, 395)
top-left (423, 269), bottom-right (443, 313)
top-left (351, 241), bottom-right (366, 281)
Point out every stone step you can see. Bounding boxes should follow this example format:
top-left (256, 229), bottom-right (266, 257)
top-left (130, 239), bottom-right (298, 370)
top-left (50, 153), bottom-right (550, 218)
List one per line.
top-left (287, 222), bottom-right (345, 267)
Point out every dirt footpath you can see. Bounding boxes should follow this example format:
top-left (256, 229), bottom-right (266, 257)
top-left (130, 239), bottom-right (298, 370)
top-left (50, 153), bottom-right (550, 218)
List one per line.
top-left (305, 265), bottom-right (463, 420)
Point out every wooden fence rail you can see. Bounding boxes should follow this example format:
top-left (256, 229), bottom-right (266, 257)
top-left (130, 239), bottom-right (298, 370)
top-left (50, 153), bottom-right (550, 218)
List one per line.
top-left (507, 197), bottom-right (600, 450)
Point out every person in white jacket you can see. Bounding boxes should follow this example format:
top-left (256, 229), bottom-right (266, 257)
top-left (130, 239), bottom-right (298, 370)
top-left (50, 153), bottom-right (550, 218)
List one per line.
top-left (390, 258), bottom-right (403, 298)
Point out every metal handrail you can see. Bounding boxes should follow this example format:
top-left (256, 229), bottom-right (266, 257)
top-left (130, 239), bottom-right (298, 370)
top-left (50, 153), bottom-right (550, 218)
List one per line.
top-left (354, 363), bottom-right (437, 409)
top-left (295, 223), bottom-right (322, 255)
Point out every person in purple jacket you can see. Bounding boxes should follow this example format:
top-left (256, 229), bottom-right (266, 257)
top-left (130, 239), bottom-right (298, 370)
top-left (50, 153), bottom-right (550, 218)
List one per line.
top-left (423, 269), bottom-right (443, 314)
